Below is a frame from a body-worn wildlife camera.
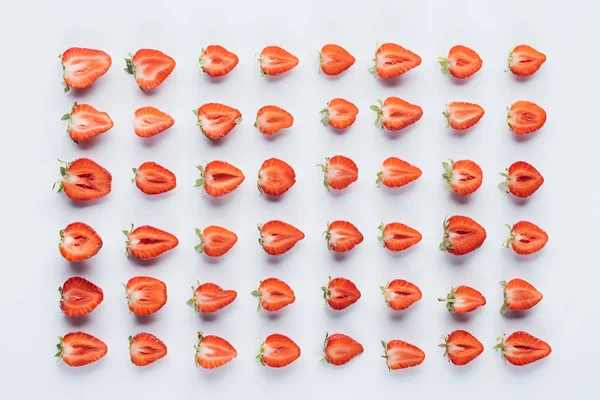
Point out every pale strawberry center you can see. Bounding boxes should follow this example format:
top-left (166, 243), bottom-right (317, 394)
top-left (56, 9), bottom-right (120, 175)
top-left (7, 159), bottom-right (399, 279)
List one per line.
top-left (135, 115), bottom-right (160, 129)
top-left (197, 344), bottom-right (215, 357)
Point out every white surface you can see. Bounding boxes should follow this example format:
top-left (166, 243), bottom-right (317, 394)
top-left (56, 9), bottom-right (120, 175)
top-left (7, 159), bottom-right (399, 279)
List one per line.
top-left (0, 0), bottom-right (598, 398)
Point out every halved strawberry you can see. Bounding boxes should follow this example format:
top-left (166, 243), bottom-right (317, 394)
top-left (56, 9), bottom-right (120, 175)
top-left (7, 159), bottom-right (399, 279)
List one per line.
top-left (324, 220), bottom-right (363, 252)
top-left (195, 332), bottom-right (237, 369)
top-left (371, 97), bottom-right (423, 131)
top-left (132, 161), bottom-right (176, 195)
top-left (508, 45), bottom-right (546, 76)
top-left (60, 47), bottom-right (111, 92)
top-left (500, 279), bottom-right (543, 314)
top-left (59, 222), bottom-right (103, 262)
top-left (504, 221), bottom-right (548, 255)
top-left (498, 161), bottom-right (544, 198)
top-left (317, 155), bottom-right (358, 191)
top-left (370, 43), bottom-right (421, 78)
top-left (257, 334), bottom-right (300, 368)
top-left (56, 332), bottom-right (107, 367)
top-left (194, 103), bottom-right (242, 140)
top-left (125, 276), bottom-right (167, 316)
top-left (188, 282), bottom-right (237, 313)
top-left (320, 44), bottom-right (355, 76)
top-left (439, 330), bottom-right (484, 366)
top-left (59, 277), bottom-right (104, 317)
top-left (258, 220), bottom-right (305, 255)
top-left (258, 158), bottom-right (296, 196)
top-left (437, 45), bottom-right (482, 79)
top-left (322, 277), bottom-right (361, 310)
top-left (440, 216), bottom-right (487, 256)
top-left (54, 158), bottom-right (112, 202)
top-left (507, 101), bottom-right (547, 135)
top-left (124, 49), bottom-right (175, 90)
top-left (123, 224), bottom-right (179, 260)
top-left (259, 46), bottom-right (298, 75)
top-left (442, 159), bottom-right (483, 196)
top-left (200, 45), bottom-right (239, 77)
top-left (378, 222), bottom-right (422, 252)
top-left (129, 332), bottom-right (167, 367)
top-left (443, 102), bottom-right (484, 130)
top-left (494, 332), bottom-right (551, 366)
top-left (195, 161), bottom-right (245, 197)
top-left (381, 279), bottom-right (422, 311)
top-left (254, 105), bottom-right (293, 135)
top-left (320, 98), bottom-right (359, 129)
top-left (134, 106), bottom-right (174, 138)
top-left (376, 157), bottom-right (421, 188)
top-left (251, 278), bottom-right (295, 312)
top-left (61, 102), bottom-right (113, 143)
top-left (438, 285), bottom-right (486, 313)
top-left (382, 340), bottom-right (425, 370)
top-left (194, 226), bottom-right (238, 257)
top-left (322, 332), bottom-right (363, 366)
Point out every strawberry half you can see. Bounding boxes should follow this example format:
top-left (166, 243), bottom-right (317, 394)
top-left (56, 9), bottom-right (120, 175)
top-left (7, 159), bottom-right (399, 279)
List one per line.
top-left (317, 155), bottom-right (358, 191)
top-left (125, 276), bottom-right (167, 316)
top-left (442, 159), bottom-right (483, 196)
top-left (438, 286), bottom-right (486, 313)
top-left (194, 225), bottom-right (238, 257)
top-left (443, 102), bottom-right (484, 130)
top-left (498, 161), bottom-right (544, 198)
top-left (61, 102), bottom-right (113, 143)
top-left (132, 161), bottom-right (176, 195)
top-left (59, 222), bottom-right (103, 262)
top-left (378, 222), bottom-right (422, 252)
top-left (382, 340), bottom-right (425, 370)
top-left (324, 220), bottom-right (364, 252)
top-left (258, 158), bottom-right (296, 196)
top-left (257, 334), bottom-right (300, 368)
top-left (504, 221), bottom-right (548, 255)
top-left (254, 105), bottom-right (293, 135)
top-left (59, 277), bottom-right (104, 317)
top-left (259, 46), bottom-right (299, 76)
top-left (319, 44), bottom-right (355, 76)
top-left (437, 45), bottom-right (482, 79)
top-left (494, 332), bottom-right (551, 366)
top-left (440, 215), bottom-right (487, 256)
top-left (129, 332), bottom-right (167, 367)
top-left (381, 279), bottom-right (422, 311)
top-left (195, 332), bottom-right (237, 369)
top-left (322, 276), bottom-right (361, 310)
top-left (60, 47), bottom-right (111, 92)
top-left (195, 161), bottom-right (245, 197)
top-left (124, 49), bottom-right (176, 90)
top-left (56, 332), bottom-right (107, 367)
top-left (123, 224), bottom-right (179, 260)
top-left (134, 106), bottom-right (174, 138)
top-left (439, 330), bottom-right (484, 366)
top-left (194, 103), bottom-right (242, 140)
top-left (251, 278), bottom-right (295, 312)
top-left (371, 97), bottom-right (423, 131)
top-left (500, 279), bottom-right (543, 314)
top-left (370, 43), bottom-right (421, 78)
top-left (200, 45), bottom-right (239, 77)
top-left (507, 101), bottom-right (547, 135)
top-left (188, 282), bottom-right (237, 313)
top-left (258, 220), bottom-right (305, 255)
top-left (322, 332), bottom-right (363, 366)
top-left (54, 158), bottom-right (112, 202)
top-left (320, 98), bottom-right (359, 129)
top-left (508, 45), bottom-right (546, 76)
top-left (376, 157), bottom-right (421, 188)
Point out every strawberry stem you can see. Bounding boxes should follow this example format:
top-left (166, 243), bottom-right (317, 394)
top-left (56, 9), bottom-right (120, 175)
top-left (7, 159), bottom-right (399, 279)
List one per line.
top-left (436, 56), bottom-right (450, 74)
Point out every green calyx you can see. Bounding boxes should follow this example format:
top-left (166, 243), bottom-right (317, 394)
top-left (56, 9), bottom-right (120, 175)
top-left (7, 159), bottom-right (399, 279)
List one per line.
top-left (257, 224), bottom-right (264, 246)
top-left (370, 99), bottom-right (383, 129)
top-left (502, 224), bottom-right (515, 249)
top-left (380, 282), bottom-right (390, 308)
top-left (437, 56), bottom-right (450, 74)
top-left (122, 223), bottom-right (134, 257)
top-left (186, 283), bottom-right (199, 312)
top-left (255, 341), bottom-right (266, 366)
top-left (499, 281), bottom-right (509, 314)
top-left (52, 159), bottom-right (71, 193)
top-left (377, 222), bottom-right (386, 245)
top-left (131, 168), bottom-right (138, 184)
top-left (319, 332), bottom-right (330, 363)
top-left (375, 170), bottom-right (383, 187)
top-left (442, 104), bottom-right (451, 128)
top-left (194, 331), bottom-right (205, 367)
top-left (256, 170), bottom-right (264, 195)
top-left (498, 169), bottom-right (510, 192)
top-left (322, 222), bottom-right (332, 251)
top-left (124, 53), bottom-right (135, 76)
top-left (60, 102), bottom-right (77, 122)
top-left (316, 157), bottom-right (331, 191)
top-left (251, 286), bottom-right (262, 312)
top-left (194, 165), bottom-right (205, 190)
top-left (439, 216), bottom-right (453, 252)
top-left (55, 336), bottom-right (65, 360)
top-left (321, 277), bottom-right (332, 302)
top-left (367, 41), bottom-right (379, 74)
top-left (438, 286), bottom-right (458, 312)
top-left (492, 334), bottom-right (507, 363)
top-left (438, 335), bottom-right (451, 360)
top-left (441, 159), bottom-right (455, 190)
top-left (319, 105), bottom-right (329, 126)
top-left (199, 48), bottom-right (206, 71)
top-left (193, 228), bottom-right (204, 253)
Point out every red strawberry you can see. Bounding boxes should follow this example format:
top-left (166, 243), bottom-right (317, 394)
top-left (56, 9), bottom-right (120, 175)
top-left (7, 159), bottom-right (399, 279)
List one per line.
top-left (60, 47), bottom-right (111, 92)
top-left (494, 331), bottom-right (551, 366)
top-left (254, 105), bottom-right (293, 135)
top-left (125, 276), bottom-right (167, 316)
top-left (442, 159), bottom-right (483, 196)
top-left (320, 98), bottom-right (359, 129)
top-left (61, 102), bottom-right (113, 143)
top-left (258, 158), bottom-right (296, 196)
top-left (195, 332), bottom-right (237, 369)
top-left (194, 103), bottom-right (242, 140)
top-left (440, 216), bottom-right (487, 256)
top-left (257, 334), bottom-right (300, 368)
top-left (56, 332), bottom-right (107, 367)
top-left (371, 97), bottom-right (423, 131)
top-left (439, 330), bottom-right (484, 366)
top-left (258, 220), bottom-right (305, 255)
top-left (132, 162), bottom-right (176, 195)
top-left (324, 220), bottom-right (364, 252)
top-left (507, 101), bottom-right (547, 135)
top-left (123, 224), bottom-right (179, 260)
top-left (129, 333), bottom-right (167, 367)
top-left (317, 155), bottom-right (358, 191)
top-left (188, 282), bottom-right (237, 313)
top-left (195, 161), bottom-right (245, 197)
top-left (508, 45), bottom-right (546, 76)
top-left (54, 158), bottom-right (112, 202)
top-left (370, 43), bottom-right (421, 78)
top-left (504, 221), bottom-right (548, 255)
top-left (322, 277), bottom-right (361, 310)
top-left (438, 286), bottom-right (486, 313)
top-left (322, 332), bottom-right (363, 366)
top-left (59, 222), bottom-right (103, 262)
top-left (124, 49), bottom-right (175, 90)
top-left (381, 279), bottom-right (422, 311)
top-left (376, 157), bottom-right (421, 188)
top-left (498, 161), bottom-right (544, 198)
top-left (437, 45), bottom-right (482, 79)
top-left (200, 45), bottom-right (239, 77)
top-left (59, 277), bottom-right (104, 317)
top-left (259, 46), bottom-right (299, 76)
top-left (319, 44), bottom-right (355, 76)
top-left (378, 222), bottom-right (422, 252)
top-left (251, 278), bottom-right (295, 312)
top-left (443, 102), bottom-right (485, 130)
top-left (382, 340), bottom-right (425, 370)
top-left (134, 106), bottom-right (174, 138)
top-left (194, 225), bottom-right (238, 257)
top-left (500, 279), bottom-right (543, 314)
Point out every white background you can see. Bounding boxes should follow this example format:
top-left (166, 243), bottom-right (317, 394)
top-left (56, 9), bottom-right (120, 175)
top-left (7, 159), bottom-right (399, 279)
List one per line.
top-left (0, 0), bottom-right (598, 398)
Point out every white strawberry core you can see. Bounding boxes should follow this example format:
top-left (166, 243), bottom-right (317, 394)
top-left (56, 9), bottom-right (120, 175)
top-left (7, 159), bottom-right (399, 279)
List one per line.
top-left (453, 296), bottom-right (465, 309)
top-left (197, 344), bottom-right (215, 357)
top-left (128, 238), bottom-right (140, 248)
top-left (128, 289), bottom-right (142, 303)
top-left (62, 343), bottom-right (74, 356)
top-left (328, 231), bottom-right (341, 247)
top-left (66, 174), bottom-right (79, 184)
top-left (199, 116), bottom-right (212, 130)
top-left (451, 171), bottom-right (468, 185)
top-left (134, 115), bottom-right (159, 129)
top-left (62, 233), bottom-right (75, 246)
top-left (261, 233), bottom-right (275, 247)
top-left (70, 114), bottom-right (89, 131)
top-left (201, 55), bottom-right (212, 66)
